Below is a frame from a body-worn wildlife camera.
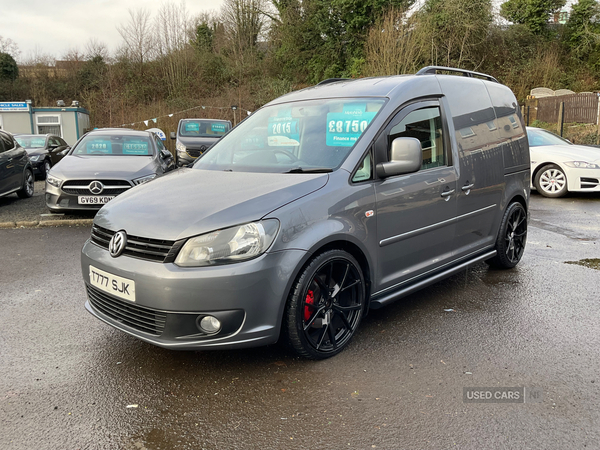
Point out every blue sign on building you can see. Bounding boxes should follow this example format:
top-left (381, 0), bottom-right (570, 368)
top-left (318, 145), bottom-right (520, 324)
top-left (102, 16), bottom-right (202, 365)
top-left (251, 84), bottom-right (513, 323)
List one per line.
top-left (0, 102), bottom-right (29, 112)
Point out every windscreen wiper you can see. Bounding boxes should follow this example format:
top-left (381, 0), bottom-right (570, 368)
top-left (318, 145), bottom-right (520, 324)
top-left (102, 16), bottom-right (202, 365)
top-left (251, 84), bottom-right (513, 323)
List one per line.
top-left (284, 167), bottom-right (333, 173)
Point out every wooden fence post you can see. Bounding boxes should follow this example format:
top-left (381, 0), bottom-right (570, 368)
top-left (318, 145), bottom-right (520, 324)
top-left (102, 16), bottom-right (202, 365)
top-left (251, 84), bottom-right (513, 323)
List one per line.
top-left (596, 95), bottom-right (600, 145)
top-left (558, 102), bottom-right (565, 137)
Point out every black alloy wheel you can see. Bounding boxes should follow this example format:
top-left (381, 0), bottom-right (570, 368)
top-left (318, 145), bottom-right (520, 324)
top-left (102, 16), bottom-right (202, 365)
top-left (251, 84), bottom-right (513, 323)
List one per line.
top-left (17, 169), bottom-right (34, 198)
top-left (285, 250), bottom-right (365, 359)
top-left (487, 202), bottom-right (527, 269)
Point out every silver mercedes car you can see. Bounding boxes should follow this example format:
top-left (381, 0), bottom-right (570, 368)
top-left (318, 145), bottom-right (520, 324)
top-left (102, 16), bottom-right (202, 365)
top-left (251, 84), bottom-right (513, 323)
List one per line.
top-left (45, 129), bottom-right (175, 212)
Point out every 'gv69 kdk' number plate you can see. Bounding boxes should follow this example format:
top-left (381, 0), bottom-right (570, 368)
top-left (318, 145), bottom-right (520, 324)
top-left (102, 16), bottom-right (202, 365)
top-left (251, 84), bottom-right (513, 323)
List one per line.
top-left (89, 265), bottom-right (136, 302)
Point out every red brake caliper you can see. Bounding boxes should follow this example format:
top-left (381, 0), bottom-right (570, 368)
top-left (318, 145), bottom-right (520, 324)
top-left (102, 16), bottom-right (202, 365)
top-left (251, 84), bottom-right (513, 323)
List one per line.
top-left (304, 290), bottom-right (315, 322)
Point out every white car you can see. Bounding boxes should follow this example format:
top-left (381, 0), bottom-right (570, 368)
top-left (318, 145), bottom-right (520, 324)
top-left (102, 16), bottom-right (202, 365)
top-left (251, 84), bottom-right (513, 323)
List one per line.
top-left (527, 127), bottom-right (600, 197)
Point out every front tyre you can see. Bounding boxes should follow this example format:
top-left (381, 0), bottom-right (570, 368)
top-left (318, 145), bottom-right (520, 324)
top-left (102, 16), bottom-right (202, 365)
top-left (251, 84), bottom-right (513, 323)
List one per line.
top-left (534, 164), bottom-right (568, 198)
top-left (40, 159), bottom-right (51, 180)
top-left (17, 169), bottom-right (34, 199)
top-left (284, 249), bottom-right (365, 359)
top-left (487, 202), bottom-right (527, 269)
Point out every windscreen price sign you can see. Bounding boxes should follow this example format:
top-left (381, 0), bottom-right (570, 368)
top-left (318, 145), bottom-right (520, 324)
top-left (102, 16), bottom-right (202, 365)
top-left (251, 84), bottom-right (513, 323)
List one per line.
top-left (0, 102), bottom-right (29, 112)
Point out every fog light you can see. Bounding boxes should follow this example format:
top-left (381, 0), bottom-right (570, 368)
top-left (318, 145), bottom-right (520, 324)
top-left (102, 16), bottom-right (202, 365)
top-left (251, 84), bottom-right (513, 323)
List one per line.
top-left (199, 315), bottom-right (221, 334)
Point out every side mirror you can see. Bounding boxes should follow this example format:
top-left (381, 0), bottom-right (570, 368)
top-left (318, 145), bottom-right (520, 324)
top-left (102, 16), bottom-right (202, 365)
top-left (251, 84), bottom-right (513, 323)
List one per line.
top-left (170, 132), bottom-right (176, 140)
top-left (58, 147), bottom-right (70, 156)
top-left (161, 149), bottom-right (172, 159)
top-left (376, 137), bottom-right (422, 178)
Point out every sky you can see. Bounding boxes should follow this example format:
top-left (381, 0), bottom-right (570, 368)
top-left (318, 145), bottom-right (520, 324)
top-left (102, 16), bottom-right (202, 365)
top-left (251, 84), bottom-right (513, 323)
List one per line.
top-left (0, 0), bottom-right (225, 62)
top-left (1, 0), bottom-right (579, 63)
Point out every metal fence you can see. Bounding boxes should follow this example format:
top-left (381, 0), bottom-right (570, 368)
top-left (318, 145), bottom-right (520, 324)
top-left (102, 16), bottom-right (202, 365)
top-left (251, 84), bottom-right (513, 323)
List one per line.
top-left (536, 93), bottom-right (599, 124)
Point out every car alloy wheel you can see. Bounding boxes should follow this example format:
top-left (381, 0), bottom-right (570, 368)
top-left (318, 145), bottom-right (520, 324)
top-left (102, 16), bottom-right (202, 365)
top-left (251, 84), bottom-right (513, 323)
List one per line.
top-left (535, 164), bottom-right (567, 198)
top-left (487, 202), bottom-right (527, 269)
top-left (43, 160), bottom-right (51, 179)
top-left (17, 169), bottom-right (34, 198)
top-left (285, 250), bottom-right (365, 359)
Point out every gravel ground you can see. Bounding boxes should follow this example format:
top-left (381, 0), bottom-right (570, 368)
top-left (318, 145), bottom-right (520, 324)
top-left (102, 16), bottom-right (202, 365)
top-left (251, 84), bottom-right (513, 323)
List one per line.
top-left (0, 180), bottom-right (95, 225)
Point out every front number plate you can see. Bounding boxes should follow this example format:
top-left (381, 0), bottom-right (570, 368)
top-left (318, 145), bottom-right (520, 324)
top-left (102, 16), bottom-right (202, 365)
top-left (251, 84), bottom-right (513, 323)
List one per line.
top-left (78, 196), bottom-right (115, 205)
top-left (89, 265), bottom-right (136, 302)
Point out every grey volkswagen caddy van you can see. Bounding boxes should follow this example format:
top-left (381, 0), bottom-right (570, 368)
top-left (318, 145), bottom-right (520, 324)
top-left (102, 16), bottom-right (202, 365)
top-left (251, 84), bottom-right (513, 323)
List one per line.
top-left (81, 67), bottom-right (530, 359)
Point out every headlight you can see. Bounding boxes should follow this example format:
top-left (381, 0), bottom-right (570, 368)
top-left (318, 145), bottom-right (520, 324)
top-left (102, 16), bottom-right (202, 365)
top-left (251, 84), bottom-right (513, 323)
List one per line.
top-left (176, 140), bottom-right (186, 153)
top-left (29, 155), bottom-right (41, 161)
top-left (46, 174), bottom-right (62, 188)
top-left (175, 220), bottom-right (279, 267)
top-left (132, 174), bottom-right (157, 185)
top-left (564, 161), bottom-right (600, 169)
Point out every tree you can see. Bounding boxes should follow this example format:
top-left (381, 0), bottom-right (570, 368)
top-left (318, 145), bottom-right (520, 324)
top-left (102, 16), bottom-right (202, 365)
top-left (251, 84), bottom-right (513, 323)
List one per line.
top-left (565, 0), bottom-right (600, 65)
top-left (0, 36), bottom-right (20, 59)
top-left (501, 0), bottom-right (566, 34)
top-left (0, 52), bottom-right (18, 81)
top-left (117, 9), bottom-right (156, 65)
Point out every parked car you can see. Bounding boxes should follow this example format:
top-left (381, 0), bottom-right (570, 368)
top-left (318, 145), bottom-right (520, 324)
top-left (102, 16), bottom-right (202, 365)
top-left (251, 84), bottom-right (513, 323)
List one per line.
top-left (527, 126), bottom-right (600, 197)
top-left (14, 134), bottom-right (70, 180)
top-left (46, 129), bottom-right (175, 212)
top-left (81, 67), bottom-right (530, 359)
top-left (170, 119), bottom-right (232, 166)
top-left (0, 130), bottom-right (34, 200)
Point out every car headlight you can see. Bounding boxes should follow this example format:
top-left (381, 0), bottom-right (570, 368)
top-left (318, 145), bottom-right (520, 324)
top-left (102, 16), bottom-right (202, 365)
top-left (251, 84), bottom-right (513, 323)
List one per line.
top-left (132, 174), bottom-right (157, 185)
top-left (46, 174), bottom-right (62, 188)
top-left (176, 140), bottom-right (186, 153)
top-left (29, 155), bottom-right (41, 161)
top-left (564, 161), bottom-right (600, 169)
top-left (175, 220), bottom-right (279, 267)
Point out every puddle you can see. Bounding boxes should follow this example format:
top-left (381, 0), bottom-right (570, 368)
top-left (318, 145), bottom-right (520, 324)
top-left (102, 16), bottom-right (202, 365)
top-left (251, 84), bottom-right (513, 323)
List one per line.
top-left (564, 258), bottom-right (600, 270)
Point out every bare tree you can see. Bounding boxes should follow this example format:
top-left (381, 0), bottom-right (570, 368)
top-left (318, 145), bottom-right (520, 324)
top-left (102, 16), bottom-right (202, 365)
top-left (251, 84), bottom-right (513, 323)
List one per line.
top-left (154, 2), bottom-right (196, 98)
top-left (84, 38), bottom-right (109, 60)
top-left (117, 8), bottom-right (156, 65)
top-left (0, 35), bottom-right (20, 59)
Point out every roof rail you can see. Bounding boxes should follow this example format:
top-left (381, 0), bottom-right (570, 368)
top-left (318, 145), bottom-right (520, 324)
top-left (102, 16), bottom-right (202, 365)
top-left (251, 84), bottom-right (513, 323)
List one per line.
top-left (317, 78), bottom-right (351, 86)
top-left (416, 66), bottom-right (498, 83)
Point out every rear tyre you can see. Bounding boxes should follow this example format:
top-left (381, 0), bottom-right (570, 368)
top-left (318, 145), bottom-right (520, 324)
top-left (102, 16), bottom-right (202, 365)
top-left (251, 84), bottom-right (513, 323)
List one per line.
top-left (17, 169), bottom-right (34, 199)
top-left (487, 202), bottom-right (527, 269)
top-left (284, 249), bottom-right (365, 359)
top-left (534, 164), bottom-right (568, 198)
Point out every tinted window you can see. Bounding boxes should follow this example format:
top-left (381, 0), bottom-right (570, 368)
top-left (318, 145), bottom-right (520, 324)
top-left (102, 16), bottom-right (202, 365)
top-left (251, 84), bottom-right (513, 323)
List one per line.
top-left (389, 107), bottom-right (446, 170)
top-left (0, 131), bottom-right (14, 151)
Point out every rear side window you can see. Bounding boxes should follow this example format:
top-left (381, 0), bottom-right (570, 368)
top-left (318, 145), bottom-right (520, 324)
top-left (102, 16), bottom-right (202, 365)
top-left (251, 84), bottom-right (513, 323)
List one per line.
top-left (389, 107), bottom-right (445, 170)
top-left (0, 132), bottom-right (14, 152)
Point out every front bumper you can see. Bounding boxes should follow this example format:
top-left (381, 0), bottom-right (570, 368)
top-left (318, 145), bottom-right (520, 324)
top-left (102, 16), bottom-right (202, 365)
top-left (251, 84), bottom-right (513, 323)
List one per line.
top-left (45, 182), bottom-right (117, 211)
top-left (176, 151), bottom-right (196, 167)
top-left (81, 238), bottom-right (307, 350)
top-left (566, 168), bottom-right (600, 191)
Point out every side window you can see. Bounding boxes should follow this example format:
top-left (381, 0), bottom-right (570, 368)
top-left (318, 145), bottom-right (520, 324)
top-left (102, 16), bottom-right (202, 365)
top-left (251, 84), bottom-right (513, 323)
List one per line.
top-left (49, 137), bottom-right (61, 147)
top-left (389, 107), bottom-right (445, 170)
top-left (352, 152), bottom-right (372, 182)
top-left (0, 132), bottom-right (14, 151)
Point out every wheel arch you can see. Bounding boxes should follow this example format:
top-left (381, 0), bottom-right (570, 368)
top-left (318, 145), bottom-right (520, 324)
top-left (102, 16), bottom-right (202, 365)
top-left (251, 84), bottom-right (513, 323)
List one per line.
top-left (532, 161), bottom-right (569, 191)
top-left (275, 235), bottom-right (374, 342)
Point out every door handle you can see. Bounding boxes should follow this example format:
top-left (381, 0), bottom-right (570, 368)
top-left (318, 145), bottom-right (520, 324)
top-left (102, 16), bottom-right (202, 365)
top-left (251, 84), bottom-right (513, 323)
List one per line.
top-left (441, 188), bottom-right (455, 198)
top-left (462, 183), bottom-right (474, 191)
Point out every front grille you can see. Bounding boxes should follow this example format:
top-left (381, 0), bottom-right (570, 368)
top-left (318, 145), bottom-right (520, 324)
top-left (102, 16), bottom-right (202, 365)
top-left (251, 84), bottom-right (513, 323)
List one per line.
top-left (580, 177), bottom-right (599, 189)
top-left (62, 179), bottom-right (132, 196)
top-left (91, 224), bottom-right (184, 263)
top-left (86, 284), bottom-right (166, 335)
top-left (186, 146), bottom-right (207, 158)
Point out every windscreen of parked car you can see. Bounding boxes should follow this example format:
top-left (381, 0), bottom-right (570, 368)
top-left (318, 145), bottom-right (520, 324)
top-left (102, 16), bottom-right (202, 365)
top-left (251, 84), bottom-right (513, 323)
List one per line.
top-left (15, 135), bottom-right (46, 149)
top-left (179, 120), bottom-right (230, 138)
top-left (72, 135), bottom-right (154, 156)
top-left (527, 128), bottom-right (572, 147)
top-left (193, 98), bottom-right (386, 173)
